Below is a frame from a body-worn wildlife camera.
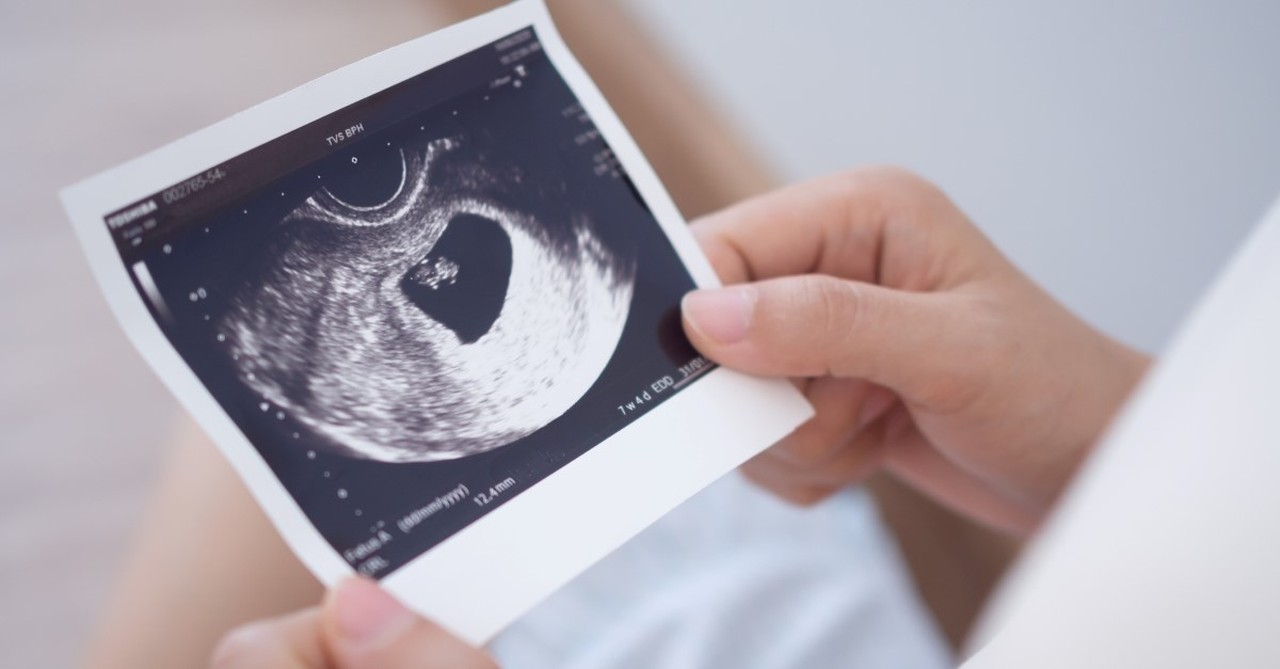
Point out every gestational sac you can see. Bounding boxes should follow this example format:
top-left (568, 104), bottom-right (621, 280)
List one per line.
top-left (220, 137), bottom-right (636, 463)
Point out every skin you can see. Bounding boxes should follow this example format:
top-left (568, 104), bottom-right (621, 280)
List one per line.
top-left (78, 4), bottom-right (807, 666)
top-left (210, 578), bottom-right (498, 669)
top-left (210, 168), bottom-right (1150, 666)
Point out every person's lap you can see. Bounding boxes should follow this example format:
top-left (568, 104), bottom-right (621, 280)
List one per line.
top-left (492, 472), bottom-right (950, 669)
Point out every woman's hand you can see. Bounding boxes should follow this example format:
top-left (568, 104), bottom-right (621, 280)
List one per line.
top-left (682, 168), bottom-right (1149, 533)
top-left (211, 578), bottom-right (498, 669)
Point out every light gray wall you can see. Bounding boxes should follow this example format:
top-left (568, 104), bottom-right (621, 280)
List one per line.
top-left (628, 0), bottom-right (1280, 352)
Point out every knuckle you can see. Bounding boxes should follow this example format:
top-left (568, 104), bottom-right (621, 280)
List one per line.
top-left (758, 275), bottom-right (860, 375)
top-left (797, 276), bottom-right (864, 375)
top-left (840, 166), bottom-right (957, 233)
top-left (865, 166), bottom-right (941, 202)
top-left (697, 234), bottom-right (749, 284)
top-left (802, 275), bottom-right (859, 327)
top-left (841, 165), bottom-right (935, 201)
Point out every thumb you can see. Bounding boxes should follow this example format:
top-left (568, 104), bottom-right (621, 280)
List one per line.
top-left (682, 275), bottom-right (962, 398)
top-left (321, 578), bottom-right (498, 669)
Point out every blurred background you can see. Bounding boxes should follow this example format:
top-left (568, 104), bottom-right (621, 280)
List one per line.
top-left (3, 0), bottom-right (1279, 666)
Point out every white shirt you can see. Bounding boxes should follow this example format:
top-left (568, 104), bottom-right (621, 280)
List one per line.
top-left (493, 473), bottom-right (950, 669)
top-left (967, 197), bottom-right (1280, 668)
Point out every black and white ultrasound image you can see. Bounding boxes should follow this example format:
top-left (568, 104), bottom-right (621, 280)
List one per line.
top-left (125, 43), bottom-right (704, 576)
top-left (223, 133), bottom-right (639, 464)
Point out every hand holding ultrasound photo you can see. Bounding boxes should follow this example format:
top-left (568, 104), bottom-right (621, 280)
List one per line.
top-left (62, 0), bottom-right (810, 642)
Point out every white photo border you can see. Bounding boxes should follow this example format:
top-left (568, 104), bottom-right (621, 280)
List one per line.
top-left (61, 0), bottom-right (812, 644)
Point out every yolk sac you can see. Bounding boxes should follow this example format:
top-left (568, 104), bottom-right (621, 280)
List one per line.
top-left (326, 144), bottom-right (404, 208)
top-left (402, 213), bottom-right (513, 343)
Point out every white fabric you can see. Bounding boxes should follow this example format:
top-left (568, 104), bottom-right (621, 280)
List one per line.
top-left (966, 197), bottom-right (1280, 667)
top-left (492, 473), bottom-right (951, 668)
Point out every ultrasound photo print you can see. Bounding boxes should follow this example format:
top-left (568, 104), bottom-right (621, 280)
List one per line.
top-left (119, 32), bottom-right (711, 575)
top-left (67, 7), bottom-right (812, 634)
top-left (224, 135), bottom-right (637, 463)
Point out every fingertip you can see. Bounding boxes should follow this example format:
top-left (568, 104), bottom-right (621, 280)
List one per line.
top-left (681, 286), bottom-right (757, 346)
top-left (324, 577), bottom-right (415, 651)
top-left (212, 610), bottom-right (326, 669)
top-left (209, 622), bottom-right (269, 669)
top-left (323, 578), bottom-right (499, 669)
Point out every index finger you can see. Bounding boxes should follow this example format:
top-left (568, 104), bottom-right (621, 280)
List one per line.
top-left (691, 166), bottom-right (962, 287)
top-left (691, 168), bottom-right (908, 286)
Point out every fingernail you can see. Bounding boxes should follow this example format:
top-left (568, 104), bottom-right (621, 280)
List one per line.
top-left (332, 577), bottom-right (415, 648)
top-left (682, 287), bottom-right (756, 344)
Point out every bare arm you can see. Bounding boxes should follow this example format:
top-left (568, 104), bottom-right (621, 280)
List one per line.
top-left (81, 421), bottom-right (322, 668)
